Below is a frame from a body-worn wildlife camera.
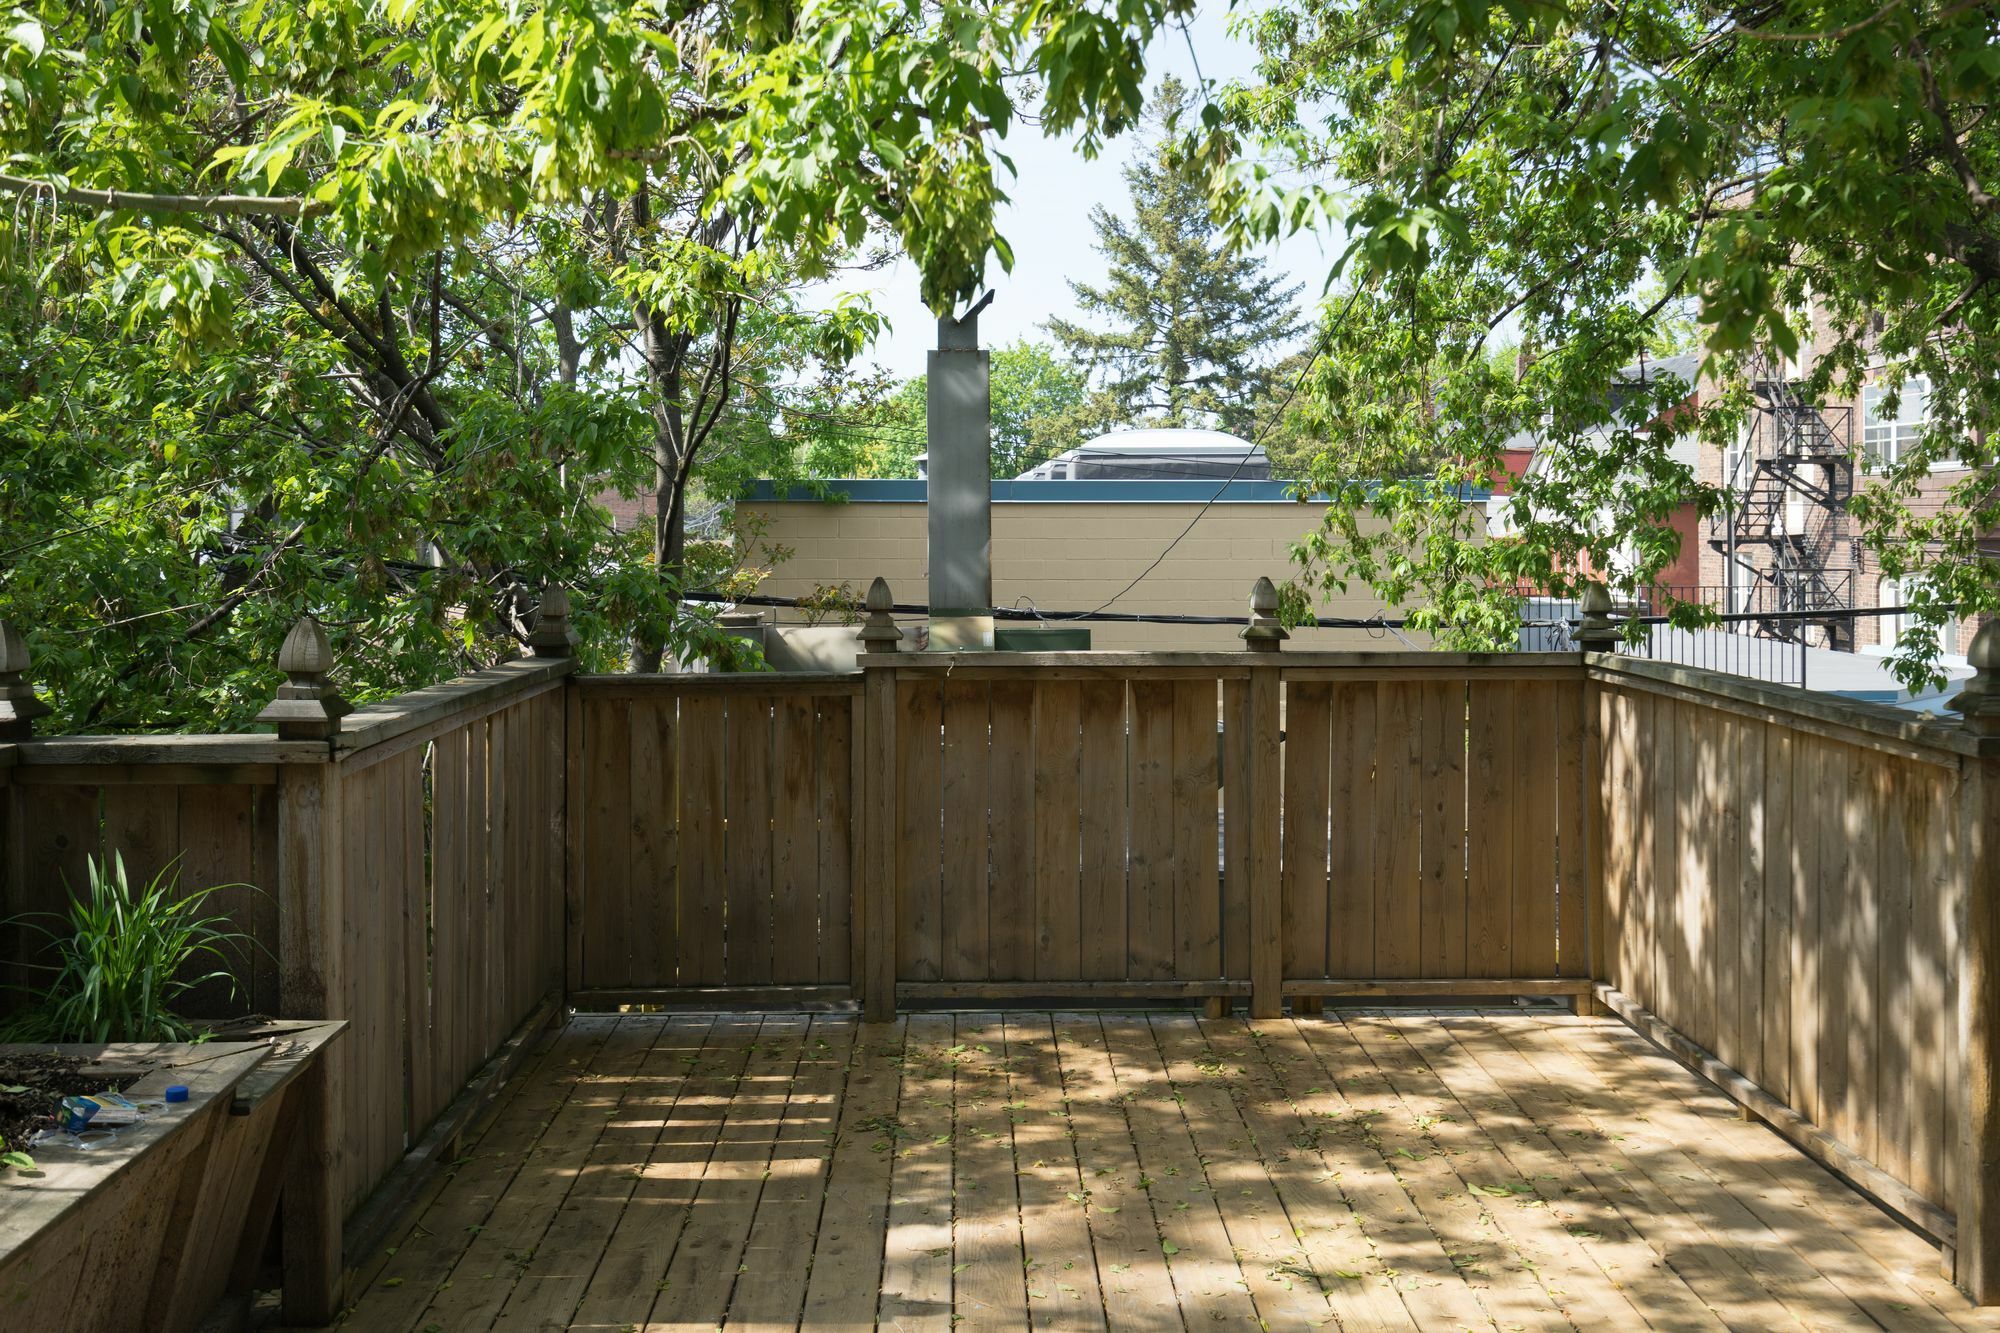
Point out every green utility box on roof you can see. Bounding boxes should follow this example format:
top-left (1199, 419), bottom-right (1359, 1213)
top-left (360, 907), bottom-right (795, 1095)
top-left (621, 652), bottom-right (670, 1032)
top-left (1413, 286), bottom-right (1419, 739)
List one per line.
top-left (993, 625), bottom-right (1092, 652)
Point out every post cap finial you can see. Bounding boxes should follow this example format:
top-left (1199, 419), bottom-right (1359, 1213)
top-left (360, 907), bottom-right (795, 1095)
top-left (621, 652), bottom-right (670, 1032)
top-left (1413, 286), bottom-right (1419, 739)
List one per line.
top-left (858, 576), bottom-right (904, 651)
top-left (1576, 581), bottom-right (1622, 651)
top-left (257, 614), bottom-right (351, 741)
top-left (0, 619), bottom-right (52, 738)
top-left (1242, 576), bottom-right (1289, 652)
top-left (528, 583), bottom-right (577, 658)
top-left (1948, 619), bottom-right (2000, 735)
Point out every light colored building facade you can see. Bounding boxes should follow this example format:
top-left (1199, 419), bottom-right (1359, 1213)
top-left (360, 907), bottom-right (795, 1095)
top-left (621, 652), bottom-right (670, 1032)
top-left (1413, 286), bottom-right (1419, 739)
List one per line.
top-left (736, 479), bottom-right (1471, 653)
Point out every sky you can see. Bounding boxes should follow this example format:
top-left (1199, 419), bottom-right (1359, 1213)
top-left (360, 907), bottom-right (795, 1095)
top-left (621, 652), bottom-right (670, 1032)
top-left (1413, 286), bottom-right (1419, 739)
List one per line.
top-left (811, 5), bottom-right (1335, 380)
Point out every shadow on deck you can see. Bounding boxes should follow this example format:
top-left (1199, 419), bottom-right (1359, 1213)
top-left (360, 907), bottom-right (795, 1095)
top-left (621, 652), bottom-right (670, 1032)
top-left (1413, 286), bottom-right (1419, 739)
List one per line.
top-left (344, 1010), bottom-right (1984, 1331)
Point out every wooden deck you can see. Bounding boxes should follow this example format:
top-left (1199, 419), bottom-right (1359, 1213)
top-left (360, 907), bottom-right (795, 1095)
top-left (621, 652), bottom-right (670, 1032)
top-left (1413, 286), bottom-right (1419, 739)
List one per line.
top-left (343, 1010), bottom-right (1994, 1331)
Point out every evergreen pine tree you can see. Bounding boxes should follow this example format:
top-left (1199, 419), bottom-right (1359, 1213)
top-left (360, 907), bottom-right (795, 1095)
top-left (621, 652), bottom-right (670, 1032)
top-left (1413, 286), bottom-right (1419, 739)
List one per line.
top-left (1047, 77), bottom-right (1305, 437)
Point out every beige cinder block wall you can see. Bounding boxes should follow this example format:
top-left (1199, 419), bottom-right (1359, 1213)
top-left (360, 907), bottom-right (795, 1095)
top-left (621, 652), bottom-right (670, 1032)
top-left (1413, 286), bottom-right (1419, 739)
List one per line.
top-left (739, 498), bottom-right (1466, 652)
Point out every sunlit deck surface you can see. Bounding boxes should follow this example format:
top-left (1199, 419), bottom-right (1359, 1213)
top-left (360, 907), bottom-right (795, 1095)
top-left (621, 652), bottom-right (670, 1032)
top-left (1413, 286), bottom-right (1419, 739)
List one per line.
top-left (345, 1010), bottom-right (1992, 1330)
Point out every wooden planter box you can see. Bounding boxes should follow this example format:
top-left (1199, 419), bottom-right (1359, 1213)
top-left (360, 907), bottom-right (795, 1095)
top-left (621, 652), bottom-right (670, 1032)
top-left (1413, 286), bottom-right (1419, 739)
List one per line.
top-left (0, 1021), bottom-right (343, 1330)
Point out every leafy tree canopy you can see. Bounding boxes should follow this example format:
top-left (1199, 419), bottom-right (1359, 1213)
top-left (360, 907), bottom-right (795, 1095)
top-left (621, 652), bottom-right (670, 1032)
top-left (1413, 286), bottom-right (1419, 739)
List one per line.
top-left (0, 0), bottom-right (1186, 728)
top-left (1200, 0), bottom-right (2000, 684)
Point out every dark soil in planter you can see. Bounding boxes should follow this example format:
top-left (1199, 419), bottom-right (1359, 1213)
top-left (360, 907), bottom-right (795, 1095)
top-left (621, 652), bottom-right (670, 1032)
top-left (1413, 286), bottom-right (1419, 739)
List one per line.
top-left (0, 1053), bottom-right (148, 1158)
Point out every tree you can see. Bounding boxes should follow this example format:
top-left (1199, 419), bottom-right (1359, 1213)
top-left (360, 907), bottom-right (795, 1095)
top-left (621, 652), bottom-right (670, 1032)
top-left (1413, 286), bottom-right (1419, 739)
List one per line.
top-left (1049, 77), bottom-right (1305, 437)
top-left (0, 0), bottom-right (1186, 727)
top-left (1200, 0), bottom-right (2000, 684)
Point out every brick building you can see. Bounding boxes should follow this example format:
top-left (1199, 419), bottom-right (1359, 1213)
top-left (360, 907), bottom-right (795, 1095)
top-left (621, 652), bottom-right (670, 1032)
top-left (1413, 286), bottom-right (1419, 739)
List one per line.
top-left (1694, 322), bottom-right (1994, 662)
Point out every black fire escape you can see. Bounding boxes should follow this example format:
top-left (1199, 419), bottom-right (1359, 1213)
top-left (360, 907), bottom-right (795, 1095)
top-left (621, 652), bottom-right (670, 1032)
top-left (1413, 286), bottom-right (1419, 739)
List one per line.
top-left (1707, 365), bottom-right (1858, 650)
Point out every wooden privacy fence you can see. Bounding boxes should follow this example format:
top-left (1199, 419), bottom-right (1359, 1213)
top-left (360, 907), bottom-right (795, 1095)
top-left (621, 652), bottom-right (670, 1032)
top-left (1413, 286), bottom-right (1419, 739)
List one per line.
top-left (566, 674), bottom-right (858, 1001)
top-left (1590, 648), bottom-right (2000, 1300)
top-left (562, 651), bottom-right (1597, 1016)
top-left (0, 619), bottom-right (573, 1325)
top-left (6, 583), bottom-right (2000, 1304)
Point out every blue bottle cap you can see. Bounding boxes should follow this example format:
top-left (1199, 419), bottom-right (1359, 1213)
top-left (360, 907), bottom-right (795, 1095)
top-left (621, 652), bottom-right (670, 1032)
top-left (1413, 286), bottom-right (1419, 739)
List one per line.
top-left (163, 1085), bottom-right (189, 1104)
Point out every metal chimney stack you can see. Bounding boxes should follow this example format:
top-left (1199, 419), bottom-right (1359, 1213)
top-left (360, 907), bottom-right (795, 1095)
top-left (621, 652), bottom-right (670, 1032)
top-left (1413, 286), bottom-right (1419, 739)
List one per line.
top-left (926, 293), bottom-right (995, 650)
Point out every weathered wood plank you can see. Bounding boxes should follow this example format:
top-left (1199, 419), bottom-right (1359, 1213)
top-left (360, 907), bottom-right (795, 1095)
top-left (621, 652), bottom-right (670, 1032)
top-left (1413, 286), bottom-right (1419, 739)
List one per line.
top-left (772, 693), bottom-right (820, 985)
top-left (896, 680), bottom-right (944, 984)
top-left (940, 681), bottom-right (991, 981)
top-left (1466, 680), bottom-right (1513, 978)
top-left (677, 696), bottom-right (727, 988)
top-left (1127, 680), bottom-right (1175, 982)
top-left (987, 681), bottom-right (1036, 982)
top-left (1327, 683), bottom-right (1376, 978)
top-left (1030, 681), bottom-right (1081, 983)
top-left (1282, 681), bottom-right (1333, 983)
top-left (1171, 679), bottom-right (1220, 981)
top-left (1418, 679), bottom-right (1467, 977)
top-left (1076, 681), bottom-right (1127, 982)
top-left (724, 695), bottom-right (777, 986)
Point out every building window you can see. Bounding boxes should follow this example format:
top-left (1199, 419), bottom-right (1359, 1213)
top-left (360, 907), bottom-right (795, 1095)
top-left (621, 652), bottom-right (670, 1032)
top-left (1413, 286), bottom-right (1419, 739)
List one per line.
top-left (1878, 575), bottom-right (1954, 657)
top-left (1862, 375), bottom-right (1929, 469)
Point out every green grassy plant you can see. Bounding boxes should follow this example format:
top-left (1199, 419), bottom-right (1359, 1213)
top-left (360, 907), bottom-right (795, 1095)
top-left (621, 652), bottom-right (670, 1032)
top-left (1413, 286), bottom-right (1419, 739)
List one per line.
top-left (1, 853), bottom-right (253, 1044)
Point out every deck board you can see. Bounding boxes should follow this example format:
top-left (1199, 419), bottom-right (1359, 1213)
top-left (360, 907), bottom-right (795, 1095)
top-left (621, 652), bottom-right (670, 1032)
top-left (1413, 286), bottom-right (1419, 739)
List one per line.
top-left (344, 1009), bottom-right (1999, 1331)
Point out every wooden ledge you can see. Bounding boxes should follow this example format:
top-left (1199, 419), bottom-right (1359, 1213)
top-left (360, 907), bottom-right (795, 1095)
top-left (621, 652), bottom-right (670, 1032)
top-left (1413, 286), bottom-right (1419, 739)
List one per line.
top-left (1587, 653), bottom-right (1990, 763)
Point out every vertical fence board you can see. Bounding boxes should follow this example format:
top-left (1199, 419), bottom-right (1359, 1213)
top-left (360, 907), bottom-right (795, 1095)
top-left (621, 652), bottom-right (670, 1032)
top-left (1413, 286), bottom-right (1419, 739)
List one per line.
top-left (1282, 683), bottom-right (1332, 982)
top-left (1877, 758), bottom-right (1915, 1186)
top-left (818, 696), bottom-right (854, 985)
top-left (1222, 678), bottom-right (1251, 983)
top-left (1419, 680), bottom-right (1468, 977)
top-left (725, 696), bottom-right (776, 985)
top-left (940, 681), bottom-right (991, 981)
top-left (678, 696), bottom-right (727, 986)
top-left (1128, 681), bottom-right (1176, 980)
top-left (772, 695), bottom-right (820, 985)
top-left (1372, 683), bottom-right (1421, 978)
top-left (1031, 681), bottom-right (1081, 982)
top-left (1911, 764), bottom-right (1951, 1206)
top-left (433, 727), bottom-right (466, 1110)
top-left (1512, 683), bottom-right (1559, 976)
top-left (624, 696), bottom-right (670, 988)
top-left (1078, 681), bottom-right (1128, 981)
top-left (897, 681), bottom-right (944, 982)
top-left (1327, 685), bottom-right (1377, 977)
top-left (174, 783), bottom-right (260, 1016)
top-left (1467, 682), bottom-right (1513, 978)
top-left (581, 697), bottom-right (629, 989)
top-left (1172, 680), bottom-right (1221, 981)
top-left (987, 681), bottom-right (1036, 982)
top-left (1556, 682), bottom-right (1588, 979)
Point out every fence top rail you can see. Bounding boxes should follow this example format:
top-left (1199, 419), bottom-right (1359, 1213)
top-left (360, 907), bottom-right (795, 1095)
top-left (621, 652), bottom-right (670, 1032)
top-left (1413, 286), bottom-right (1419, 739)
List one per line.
top-left (573, 671), bottom-right (864, 697)
top-left (5, 733), bottom-right (329, 767)
top-left (1588, 652), bottom-right (1993, 763)
top-left (335, 655), bottom-right (572, 760)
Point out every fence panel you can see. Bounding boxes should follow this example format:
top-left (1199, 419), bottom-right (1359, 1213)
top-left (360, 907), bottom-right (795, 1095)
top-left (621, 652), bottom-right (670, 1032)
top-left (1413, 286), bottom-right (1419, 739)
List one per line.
top-left (0, 769), bottom-right (281, 1017)
top-left (1279, 663), bottom-right (1589, 990)
top-left (890, 664), bottom-right (1242, 996)
top-left (326, 675), bottom-right (567, 1216)
top-left (568, 676), bottom-right (860, 996)
top-left (1593, 658), bottom-right (1970, 1239)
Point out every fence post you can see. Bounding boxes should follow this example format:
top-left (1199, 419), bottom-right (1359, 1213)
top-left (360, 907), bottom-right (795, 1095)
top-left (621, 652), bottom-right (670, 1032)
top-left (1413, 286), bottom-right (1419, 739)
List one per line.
top-left (529, 583), bottom-right (578, 658)
top-left (1954, 621), bottom-right (2000, 1297)
top-left (0, 620), bottom-right (52, 739)
top-left (1575, 584), bottom-right (1619, 1016)
top-left (1243, 578), bottom-right (1287, 1019)
top-left (858, 578), bottom-right (902, 1022)
top-left (259, 617), bottom-right (349, 1324)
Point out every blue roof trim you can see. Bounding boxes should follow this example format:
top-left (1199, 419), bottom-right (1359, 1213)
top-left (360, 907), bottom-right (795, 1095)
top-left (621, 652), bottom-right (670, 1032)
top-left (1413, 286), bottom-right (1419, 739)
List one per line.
top-left (743, 479), bottom-right (1493, 503)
